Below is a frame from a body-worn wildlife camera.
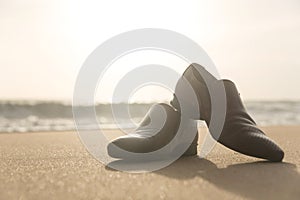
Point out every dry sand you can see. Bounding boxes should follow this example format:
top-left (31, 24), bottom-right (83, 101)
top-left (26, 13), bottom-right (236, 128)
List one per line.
top-left (0, 126), bottom-right (299, 200)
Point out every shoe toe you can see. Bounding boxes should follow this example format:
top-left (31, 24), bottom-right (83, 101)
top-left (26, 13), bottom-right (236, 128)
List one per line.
top-left (107, 136), bottom-right (147, 158)
top-left (220, 131), bottom-right (284, 162)
top-left (107, 139), bottom-right (124, 158)
top-left (250, 133), bottom-right (284, 162)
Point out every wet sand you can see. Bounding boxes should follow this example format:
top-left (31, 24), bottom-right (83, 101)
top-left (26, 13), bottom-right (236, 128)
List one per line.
top-left (0, 126), bottom-right (300, 200)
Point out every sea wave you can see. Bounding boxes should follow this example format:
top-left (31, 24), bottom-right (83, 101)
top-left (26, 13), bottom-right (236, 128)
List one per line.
top-left (0, 101), bottom-right (299, 133)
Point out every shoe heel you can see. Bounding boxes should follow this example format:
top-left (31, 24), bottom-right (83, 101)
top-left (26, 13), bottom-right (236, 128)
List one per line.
top-left (182, 133), bottom-right (198, 156)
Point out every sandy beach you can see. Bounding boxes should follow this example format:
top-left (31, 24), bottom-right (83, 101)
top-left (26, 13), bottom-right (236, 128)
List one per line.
top-left (1, 126), bottom-right (299, 200)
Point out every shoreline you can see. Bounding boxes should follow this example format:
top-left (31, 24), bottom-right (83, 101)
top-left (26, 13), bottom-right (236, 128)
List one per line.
top-left (1, 124), bottom-right (300, 134)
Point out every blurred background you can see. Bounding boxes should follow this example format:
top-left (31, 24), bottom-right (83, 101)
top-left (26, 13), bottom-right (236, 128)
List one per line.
top-left (1, 0), bottom-right (300, 133)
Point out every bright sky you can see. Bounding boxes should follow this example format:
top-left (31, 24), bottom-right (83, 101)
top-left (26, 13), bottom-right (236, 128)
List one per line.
top-left (1, 0), bottom-right (300, 102)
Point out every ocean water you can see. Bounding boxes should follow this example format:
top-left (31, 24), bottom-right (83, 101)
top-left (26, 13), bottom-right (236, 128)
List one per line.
top-left (0, 101), bottom-right (300, 133)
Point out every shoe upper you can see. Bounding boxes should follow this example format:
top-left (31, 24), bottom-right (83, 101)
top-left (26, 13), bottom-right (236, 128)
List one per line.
top-left (108, 103), bottom-right (181, 154)
top-left (171, 63), bottom-right (216, 121)
top-left (172, 63), bottom-right (284, 162)
top-left (216, 80), bottom-right (284, 161)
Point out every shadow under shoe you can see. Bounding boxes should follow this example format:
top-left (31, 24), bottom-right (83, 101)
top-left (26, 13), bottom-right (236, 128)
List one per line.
top-left (107, 103), bottom-right (198, 160)
top-left (172, 63), bottom-right (284, 162)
